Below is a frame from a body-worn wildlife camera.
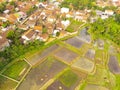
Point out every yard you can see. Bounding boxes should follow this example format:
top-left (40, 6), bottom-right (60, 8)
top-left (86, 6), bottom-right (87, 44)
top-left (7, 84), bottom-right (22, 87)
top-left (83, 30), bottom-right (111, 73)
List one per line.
top-left (2, 60), bottom-right (30, 81)
top-left (0, 75), bottom-right (18, 90)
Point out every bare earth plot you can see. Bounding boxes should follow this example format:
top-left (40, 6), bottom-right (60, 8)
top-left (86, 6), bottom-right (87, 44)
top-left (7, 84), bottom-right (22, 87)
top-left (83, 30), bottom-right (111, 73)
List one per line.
top-left (47, 80), bottom-right (69, 90)
top-left (26, 44), bottom-right (59, 66)
top-left (47, 70), bottom-right (81, 90)
top-left (17, 57), bottom-right (67, 90)
top-left (78, 28), bottom-right (91, 43)
top-left (54, 47), bottom-right (79, 64)
top-left (2, 60), bottom-right (30, 81)
top-left (72, 57), bottom-right (94, 73)
top-left (65, 37), bottom-right (84, 48)
top-left (0, 75), bottom-right (18, 90)
top-left (108, 55), bottom-right (120, 74)
top-left (84, 84), bottom-right (109, 90)
top-left (85, 49), bottom-right (95, 61)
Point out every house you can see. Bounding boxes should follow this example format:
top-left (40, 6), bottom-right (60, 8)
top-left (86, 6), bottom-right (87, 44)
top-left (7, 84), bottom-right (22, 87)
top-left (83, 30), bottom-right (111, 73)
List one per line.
top-left (3, 10), bottom-right (10, 14)
top-left (6, 14), bottom-right (17, 24)
top-left (101, 14), bottom-right (108, 19)
top-left (105, 10), bottom-right (114, 16)
top-left (37, 2), bottom-right (48, 8)
top-left (39, 33), bottom-right (49, 42)
top-left (16, 12), bottom-right (27, 22)
top-left (75, 15), bottom-right (83, 21)
top-left (61, 7), bottom-right (69, 13)
top-left (59, 30), bottom-right (67, 37)
top-left (26, 19), bottom-right (36, 28)
top-left (61, 20), bottom-right (70, 29)
top-left (53, 29), bottom-right (60, 37)
top-left (17, 24), bottom-right (29, 30)
top-left (21, 29), bottom-right (37, 43)
top-left (34, 26), bottom-right (42, 33)
top-left (66, 12), bottom-right (73, 18)
top-left (0, 31), bottom-right (10, 51)
top-left (47, 15), bottom-right (56, 23)
top-left (55, 22), bottom-right (63, 30)
top-left (112, 0), bottom-right (120, 6)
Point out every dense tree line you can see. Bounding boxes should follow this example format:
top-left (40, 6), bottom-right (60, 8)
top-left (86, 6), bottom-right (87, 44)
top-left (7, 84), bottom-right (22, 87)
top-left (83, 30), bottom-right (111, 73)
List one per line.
top-left (60, 0), bottom-right (96, 10)
top-left (0, 29), bottom-right (44, 63)
top-left (89, 18), bottom-right (120, 45)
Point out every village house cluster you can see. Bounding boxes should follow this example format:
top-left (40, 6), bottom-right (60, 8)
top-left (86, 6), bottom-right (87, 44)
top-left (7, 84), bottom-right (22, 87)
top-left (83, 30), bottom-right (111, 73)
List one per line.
top-left (0, 0), bottom-right (91, 50)
top-left (0, 0), bottom-right (119, 51)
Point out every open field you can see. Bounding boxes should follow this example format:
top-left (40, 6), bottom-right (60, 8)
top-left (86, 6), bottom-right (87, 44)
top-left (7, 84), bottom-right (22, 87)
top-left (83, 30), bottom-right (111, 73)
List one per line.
top-left (47, 69), bottom-right (80, 90)
top-left (72, 57), bottom-right (94, 73)
top-left (54, 47), bottom-right (79, 64)
top-left (85, 49), bottom-right (95, 61)
top-left (26, 44), bottom-right (59, 66)
top-left (2, 60), bottom-right (30, 81)
top-left (108, 55), bottom-right (120, 74)
top-left (17, 57), bottom-right (67, 90)
top-left (0, 75), bottom-right (18, 90)
top-left (65, 37), bottom-right (84, 48)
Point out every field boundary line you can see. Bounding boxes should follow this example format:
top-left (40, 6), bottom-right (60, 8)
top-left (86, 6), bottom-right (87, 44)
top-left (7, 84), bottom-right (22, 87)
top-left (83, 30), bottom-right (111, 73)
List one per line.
top-left (0, 74), bottom-right (19, 83)
top-left (23, 58), bottom-right (32, 66)
top-left (14, 66), bottom-right (32, 90)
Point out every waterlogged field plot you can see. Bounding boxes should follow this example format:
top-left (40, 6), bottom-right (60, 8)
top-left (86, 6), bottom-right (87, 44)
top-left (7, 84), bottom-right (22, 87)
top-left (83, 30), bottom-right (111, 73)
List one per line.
top-left (26, 44), bottom-right (59, 66)
top-left (54, 47), bottom-right (78, 64)
top-left (17, 57), bottom-right (67, 90)
top-left (47, 70), bottom-right (80, 90)
top-left (65, 37), bottom-right (84, 48)
top-left (72, 57), bottom-right (94, 73)
top-left (84, 84), bottom-right (109, 90)
top-left (108, 55), bottom-right (120, 74)
top-left (85, 49), bottom-right (95, 60)
top-left (2, 60), bottom-right (30, 81)
top-left (0, 75), bottom-right (18, 90)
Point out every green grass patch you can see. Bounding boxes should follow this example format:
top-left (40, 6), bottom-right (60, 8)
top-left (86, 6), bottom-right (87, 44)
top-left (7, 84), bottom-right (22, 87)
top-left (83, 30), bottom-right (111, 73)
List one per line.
top-left (0, 75), bottom-right (17, 90)
top-left (116, 53), bottom-right (120, 64)
top-left (2, 60), bottom-right (29, 81)
top-left (59, 69), bottom-right (78, 87)
top-left (66, 20), bottom-right (83, 33)
top-left (86, 66), bottom-right (113, 87)
top-left (113, 75), bottom-right (120, 90)
top-left (79, 81), bottom-right (87, 90)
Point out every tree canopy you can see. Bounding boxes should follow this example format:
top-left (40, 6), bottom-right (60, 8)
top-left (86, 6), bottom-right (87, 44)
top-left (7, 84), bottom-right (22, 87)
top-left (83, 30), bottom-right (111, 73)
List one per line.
top-left (89, 18), bottom-right (120, 45)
